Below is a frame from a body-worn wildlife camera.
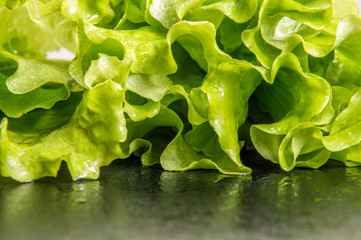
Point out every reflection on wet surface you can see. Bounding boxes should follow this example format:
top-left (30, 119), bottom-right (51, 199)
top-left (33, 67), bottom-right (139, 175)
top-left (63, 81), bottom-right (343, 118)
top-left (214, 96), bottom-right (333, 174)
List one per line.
top-left (1, 160), bottom-right (361, 239)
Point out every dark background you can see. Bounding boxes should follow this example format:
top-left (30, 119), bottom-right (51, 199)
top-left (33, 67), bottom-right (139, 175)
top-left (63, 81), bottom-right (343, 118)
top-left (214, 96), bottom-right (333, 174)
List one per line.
top-left (1, 157), bottom-right (361, 240)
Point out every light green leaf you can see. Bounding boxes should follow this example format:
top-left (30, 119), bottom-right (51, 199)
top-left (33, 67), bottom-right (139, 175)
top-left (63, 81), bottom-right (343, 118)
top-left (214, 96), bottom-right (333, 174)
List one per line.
top-left (0, 80), bottom-right (126, 181)
top-left (0, 5), bottom-right (61, 58)
top-left (84, 53), bottom-right (131, 88)
top-left (324, 90), bottom-right (361, 152)
top-left (326, 15), bottom-right (361, 91)
top-left (61, 0), bottom-right (110, 24)
top-left (251, 53), bottom-right (333, 164)
top-left (0, 51), bottom-right (72, 118)
top-left (279, 123), bottom-right (330, 171)
top-left (26, 0), bottom-right (76, 52)
top-left (201, 60), bottom-right (261, 169)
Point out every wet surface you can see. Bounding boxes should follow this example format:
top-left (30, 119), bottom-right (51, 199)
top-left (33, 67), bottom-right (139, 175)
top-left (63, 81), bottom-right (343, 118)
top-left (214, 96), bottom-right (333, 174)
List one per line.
top-left (1, 159), bottom-right (361, 240)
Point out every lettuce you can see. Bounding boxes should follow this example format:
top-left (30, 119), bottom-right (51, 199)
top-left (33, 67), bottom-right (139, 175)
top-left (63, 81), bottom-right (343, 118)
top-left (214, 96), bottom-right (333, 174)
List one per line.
top-left (1, 0), bottom-right (361, 182)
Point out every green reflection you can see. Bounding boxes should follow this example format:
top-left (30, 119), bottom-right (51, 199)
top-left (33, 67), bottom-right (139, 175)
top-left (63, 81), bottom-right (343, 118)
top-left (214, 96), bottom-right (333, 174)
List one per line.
top-left (1, 162), bottom-right (361, 239)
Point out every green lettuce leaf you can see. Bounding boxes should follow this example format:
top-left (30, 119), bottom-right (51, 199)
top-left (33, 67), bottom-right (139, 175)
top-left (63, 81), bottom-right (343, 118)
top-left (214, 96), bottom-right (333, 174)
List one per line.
top-left (326, 15), bottom-right (361, 91)
top-left (26, 0), bottom-right (76, 52)
top-left (0, 51), bottom-right (72, 118)
top-left (0, 80), bottom-right (126, 181)
top-left (201, 60), bottom-right (262, 172)
top-left (3, 0), bottom-right (26, 9)
top-left (250, 53), bottom-right (333, 164)
top-left (1, 0), bottom-right (361, 181)
top-left (61, 0), bottom-right (110, 24)
top-left (324, 90), bottom-right (361, 152)
top-left (0, 5), bottom-right (61, 58)
top-left (279, 123), bottom-right (330, 171)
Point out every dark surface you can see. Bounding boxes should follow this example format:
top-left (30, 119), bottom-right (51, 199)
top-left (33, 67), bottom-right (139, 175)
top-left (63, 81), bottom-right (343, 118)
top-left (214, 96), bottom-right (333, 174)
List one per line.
top-left (1, 159), bottom-right (361, 240)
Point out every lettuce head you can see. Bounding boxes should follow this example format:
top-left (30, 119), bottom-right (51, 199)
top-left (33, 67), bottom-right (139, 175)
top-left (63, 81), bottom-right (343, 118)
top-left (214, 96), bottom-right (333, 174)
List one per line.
top-left (1, 0), bottom-right (361, 182)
